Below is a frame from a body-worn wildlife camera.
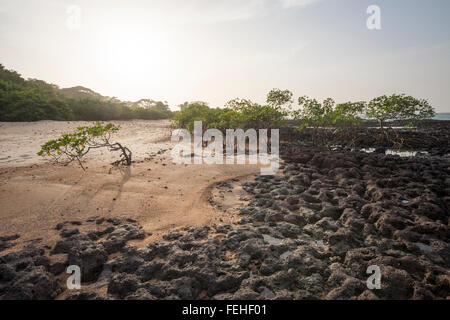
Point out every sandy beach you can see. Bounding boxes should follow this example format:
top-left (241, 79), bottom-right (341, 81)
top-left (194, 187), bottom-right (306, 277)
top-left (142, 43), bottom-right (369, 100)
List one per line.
top-left (0, 120), bottom-right (172, 167)
top-left (0, 120), bottom-right (260, 251)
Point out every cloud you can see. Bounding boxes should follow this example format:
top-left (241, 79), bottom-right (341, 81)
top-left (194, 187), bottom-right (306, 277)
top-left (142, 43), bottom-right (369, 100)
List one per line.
top-left (278, 0), bottom-right (322, 9)
top-left (146, 0), bottom-right (322, 24)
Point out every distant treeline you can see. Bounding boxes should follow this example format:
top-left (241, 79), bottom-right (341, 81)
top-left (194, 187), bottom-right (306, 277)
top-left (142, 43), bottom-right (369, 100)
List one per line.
top-left (0, 64), bottom-right (173, 121)
top-left (173, 89), bottom-right (435, 134)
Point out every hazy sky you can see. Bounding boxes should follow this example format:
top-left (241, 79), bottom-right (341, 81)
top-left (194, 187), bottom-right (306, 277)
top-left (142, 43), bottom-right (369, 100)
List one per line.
top-left (0, 0), bottom-right (449, 111)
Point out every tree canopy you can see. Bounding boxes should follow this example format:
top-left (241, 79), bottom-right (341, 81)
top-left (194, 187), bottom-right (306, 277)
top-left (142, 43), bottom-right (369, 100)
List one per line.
top-left (0, 64), bottom-right (173, 121)
top-left (366, 94), bottom-right (435, 129)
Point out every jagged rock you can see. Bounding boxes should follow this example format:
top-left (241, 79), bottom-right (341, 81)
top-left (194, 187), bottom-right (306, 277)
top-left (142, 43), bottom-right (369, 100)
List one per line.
top-left (102, 224), bottom-right (145, 254)
top-left (60, 228), bottom-right (79, 238)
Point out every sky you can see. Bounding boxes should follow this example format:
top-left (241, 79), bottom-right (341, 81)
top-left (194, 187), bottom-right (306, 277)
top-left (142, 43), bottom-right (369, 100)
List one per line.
top-left (0, 0), bottom-right (449, 112)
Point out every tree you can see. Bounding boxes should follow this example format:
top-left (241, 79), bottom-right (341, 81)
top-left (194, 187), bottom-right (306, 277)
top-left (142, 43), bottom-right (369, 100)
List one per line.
top-left (292, 96), bottom-right (366, 147)
top-left (171, 102), bottom-right (216, 132)
top-left (266, 88), bottom-right (293, 109)
top-left (331, 101), bottom-right (366, 147)
top-left (294, 96), bottom-right (334, 128)
top-left (27, 79), bottom-right (60, 97)
top-left (226, 97), bottom-right (287, 129)
top-left (366, 94), bottom-right (435, 130)
top-left (172, 92), bottom-right (289, 133)
top-left (38, 122), bottom-right (132, 170)
top-left (333, 101), bottom-right (366, 128)
top-left (0, 64), bottom-right (25, 85)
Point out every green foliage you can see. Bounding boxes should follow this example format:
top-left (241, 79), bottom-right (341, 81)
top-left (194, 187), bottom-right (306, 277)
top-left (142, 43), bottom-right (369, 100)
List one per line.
top-left (172, 91), bottom-right (289, 132)
top-left (130, 99), bottom-right (173, 120)
top-left (293, 98), bottom-right (366, 129)
top-left (293, 96), bottom-right (336, 130)
top-left (37, 122), bottom-right (130, 169)
top-left (172, 102), bottom-right (220, 132)
top-left (292, 97), bottom-right (366, 146)
top-left (366, 94), bottom-right (435, 129)
top-left (403, 122), bottom-right (415, 129)
top-left (0, 78), bottom-right (73, 121)
top-left (0, 64), bottom-right (173, 121)
top-left (0, 64), bottom-right (25, 85)
top-left (59, 86), bottom-right (105, 100)
top-left (332, 101), bottom-right (366, 127)
top-left (294, 93), bottom-right (435, 131)
top-left (38, 122), bottom-right (119, 158)
top-left (227, 99), bottom-right (287, 129)
top-left (266, 88), bottom-right (293, 108)
top-left (291, 93), bottom-right (435, 147)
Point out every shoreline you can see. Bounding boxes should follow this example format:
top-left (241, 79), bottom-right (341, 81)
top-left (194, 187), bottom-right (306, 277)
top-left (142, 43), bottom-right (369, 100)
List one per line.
top-left (0, 120), bottom-right (449, 300)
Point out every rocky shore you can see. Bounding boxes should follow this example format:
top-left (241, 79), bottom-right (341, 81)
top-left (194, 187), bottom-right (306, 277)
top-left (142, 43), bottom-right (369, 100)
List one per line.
top-left (1, 133), bottom-right (449, 300)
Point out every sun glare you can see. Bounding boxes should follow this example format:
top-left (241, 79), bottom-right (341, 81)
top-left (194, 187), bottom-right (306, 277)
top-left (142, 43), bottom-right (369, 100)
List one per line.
top-left (85, 8), bottom-right (172, 92)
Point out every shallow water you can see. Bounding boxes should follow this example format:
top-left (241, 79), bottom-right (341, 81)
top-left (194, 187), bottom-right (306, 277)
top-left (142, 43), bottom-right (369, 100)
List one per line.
top-left (433, 113), bottom-right (450, 120)
top-left (359, 148), bottom-right (428, 157)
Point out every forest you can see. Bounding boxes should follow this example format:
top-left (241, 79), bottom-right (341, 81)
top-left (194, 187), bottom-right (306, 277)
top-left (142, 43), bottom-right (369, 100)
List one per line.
top-left (0, 64), bottom-right (173, 121)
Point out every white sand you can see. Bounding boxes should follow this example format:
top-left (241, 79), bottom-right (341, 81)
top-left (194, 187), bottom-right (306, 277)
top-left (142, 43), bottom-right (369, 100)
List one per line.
top-left (0, 120), bottom-right (173, 167)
